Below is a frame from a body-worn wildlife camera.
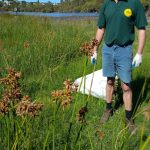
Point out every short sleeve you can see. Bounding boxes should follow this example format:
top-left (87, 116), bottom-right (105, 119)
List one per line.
top-left (134, 0), bottom-right (148, 29)
top-left (97, 1), bottom-right (106, 28)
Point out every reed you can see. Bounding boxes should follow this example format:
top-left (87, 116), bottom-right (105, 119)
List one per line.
top-left (0, 14), bottom-right (150, 150)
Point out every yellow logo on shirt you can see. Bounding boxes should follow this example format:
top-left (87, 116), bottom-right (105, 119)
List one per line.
top-left (124, 9), bottom-right (132, 17)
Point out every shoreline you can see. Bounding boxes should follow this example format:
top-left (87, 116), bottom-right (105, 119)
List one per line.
top-left (0, 11), bottom-right (149, 22)
top-left (53, 16), bottom-right (98, 20)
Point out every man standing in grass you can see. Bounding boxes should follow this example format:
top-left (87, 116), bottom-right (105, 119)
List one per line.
top-left (91, 0), bottom-right (148, 134)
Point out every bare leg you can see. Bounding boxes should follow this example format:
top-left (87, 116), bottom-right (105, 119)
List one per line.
top-left (100, 77), bottom-right (115, 123)
top-left (121, 82), bottom-right (132, 111)
top-left (121, 82), bottom-right (136, 134)
top-left (106, 77), bottom-right (115, 103)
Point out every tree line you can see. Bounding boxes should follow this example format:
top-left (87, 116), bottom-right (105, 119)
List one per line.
top-left (0, 0), bottom-right (149, 13)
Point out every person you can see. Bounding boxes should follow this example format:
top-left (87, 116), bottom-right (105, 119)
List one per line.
top-left (91, 0), bottom-right (148, 134)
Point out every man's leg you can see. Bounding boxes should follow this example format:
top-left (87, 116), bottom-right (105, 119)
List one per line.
top-left (106, 77), bottom-right (115, 103)
top-left (101, 44), bottom-right (115, 123)
top-left (100, 77), bottom-right (115, 124)
top-left (121, 82), bottom-right (136, 134)
top-left (121, 82), bottom-right (132, 110)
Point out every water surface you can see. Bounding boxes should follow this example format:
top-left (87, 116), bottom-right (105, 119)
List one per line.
top-left (1, 11), bottom-right (99, 19)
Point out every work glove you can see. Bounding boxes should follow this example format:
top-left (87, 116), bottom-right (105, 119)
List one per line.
top-left (132, 53), bottom-right (142, 68)
top-left (91, 51), bottom-right (97, 65)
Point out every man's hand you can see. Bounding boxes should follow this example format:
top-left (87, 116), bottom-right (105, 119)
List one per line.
top-left (132, 29), bottom-right (146, 68)
top-left (132, 53), bottom-right (142, 68)
top-left (91, 51), bottom-right (97, 65)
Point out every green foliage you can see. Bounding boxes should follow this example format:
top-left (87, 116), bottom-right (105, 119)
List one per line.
top-left (0, 1), bottom-right (55, 12)
top-left (0, 15), bottom-right (150, 150)
top-left (1, 0), bottom-right (149, 13)
top-left (57, 0), bottom-right (149, 12)
top-left (57, 0), bottom-right (103, 12)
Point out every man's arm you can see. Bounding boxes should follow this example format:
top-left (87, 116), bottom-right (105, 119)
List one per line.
top-left (93, 28), bottom-right (105, 52)
top-left (137, 29), bottom-right (146, 54)
top-left (132, 29), bottom-right (146, 67)
top-left (91, 28), bottom-right (105, 64)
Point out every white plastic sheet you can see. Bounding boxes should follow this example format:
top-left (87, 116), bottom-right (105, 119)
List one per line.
top-left (74, 69), bottom-right (107, 99)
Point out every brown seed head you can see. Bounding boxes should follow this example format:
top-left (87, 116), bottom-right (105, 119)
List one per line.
top-left (23, 41), bottom-right (30, 49)
top-left (16, 97), bottom-right (43, 117)
top-left (77, 106), bottom-right (88, 123)
top-left (0, 100), bottom-right (9, 115)
top-left (143, 106), bottom-right (150, 121)
top-left (80, 38), bottom-right (99, 56)
top-left (96, 130), bottom-right (105, 140)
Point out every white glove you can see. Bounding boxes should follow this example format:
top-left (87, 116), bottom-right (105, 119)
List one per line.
top-left (91, 51), bottom-right (97, 65)
top-left (132, 53), bottom-right (142, 68)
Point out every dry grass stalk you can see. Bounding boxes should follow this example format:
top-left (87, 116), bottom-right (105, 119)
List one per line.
top-left (80, 38), bottom-right (99, 56)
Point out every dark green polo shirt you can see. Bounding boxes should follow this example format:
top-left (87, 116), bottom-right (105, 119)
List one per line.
top-left (97, 0), bottom-right (148, 46)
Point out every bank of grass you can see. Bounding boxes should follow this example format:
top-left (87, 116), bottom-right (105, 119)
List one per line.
top-left (0, 14), bottom-right (150, 150)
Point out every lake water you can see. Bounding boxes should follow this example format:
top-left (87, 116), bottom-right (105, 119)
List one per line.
top-left (1, 11), bottom-right (99, 18)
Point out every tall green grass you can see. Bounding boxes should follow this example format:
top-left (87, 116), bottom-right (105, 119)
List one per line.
top-left (0, 14), bottom-right (150, 150)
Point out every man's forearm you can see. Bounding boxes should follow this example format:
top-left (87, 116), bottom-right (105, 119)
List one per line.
top-left (93, 28), bottom-right (105, 51)
top-left (137, 29), bottom-right (146, 54)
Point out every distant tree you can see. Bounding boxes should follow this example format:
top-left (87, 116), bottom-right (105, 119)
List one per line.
top-left (0, 1), bottom-right (3, 7)
top-left (21, 1), bottom-right (27, 7)
top-left (21, 1), bottom-right (26, 4)
top-left (48, 1), bottom-right (53, 4)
